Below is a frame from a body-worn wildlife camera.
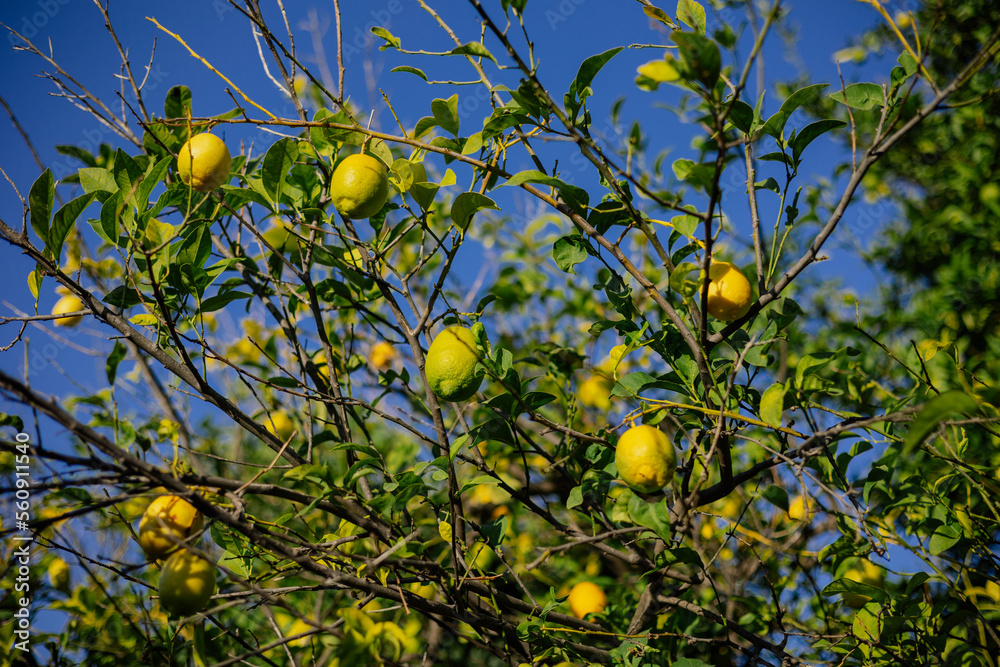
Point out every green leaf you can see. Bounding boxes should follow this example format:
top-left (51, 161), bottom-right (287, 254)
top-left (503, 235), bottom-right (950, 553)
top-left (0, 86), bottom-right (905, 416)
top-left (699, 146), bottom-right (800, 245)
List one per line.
top-left (451, 192), bottom-right (499, 230)
top-left (761, 484), bottom-right (789, 512)
top-left (29, 169), bottom-right (55, 247)
top-left (568, 47), bottom-right (624, 117)
top-left (643, 6), bottom-right (676, 28)
top-left (823, 578), bottom-right (888, 604)
top-left (672, 31), bottom-right (719, 87)
top-left (105, 341), bottom-right (127, 385)
top-left (795, 350), bottom-right (836, 386)
top-left (611, 371), bottom-right (659, 397)
top-left (672, 660), bottom-right (715, 667)
top-left (501, 170), bottom-right (588, 212)
top-left (729, 100), bottom-right (755, 134)
top-left (672, 158), bottom-right (715, 191)
top-left (830, 83), bottom-right (885, 111)
top-left (448, 42), bottom-right (497, 64)
top-left (762, 83), bottom-right (829, 139)
top-left (928, 523), bottom-right (961, 555)
top-left (902, 390), bottom-right (979, 455)
top-left (200, 291), bottom-right (253, 313)
top-left (370, 26), bottom-right (401, 50)
top-left (137, 156), bottom-right (173, 206)
top-left (390, 65), bottom-right (427, 81)
top-left (790, 119), bottom-right (847, 161)
top-left (79, 168), bottom-right (118, 195)
top-left (164, 85), bottom-right (192, 119)
top-left (677, 0), bottom-right (707, 34)
top-left (754, 177), bottom-right (780, 193)
top-left (431, 95), bottom-right (460, 137)
top-left (261, 137), bottom-right (299, 205)
top-left (552, 235), bottom-right (590, 274)
top-left (50, 193), bottom-right (96, 263)
top-left (627, 494), bottom-right (672, 539)
top-left (760, 382), bottom-right (786, 427)
top-left (27, 267), bottom-right (43, 300)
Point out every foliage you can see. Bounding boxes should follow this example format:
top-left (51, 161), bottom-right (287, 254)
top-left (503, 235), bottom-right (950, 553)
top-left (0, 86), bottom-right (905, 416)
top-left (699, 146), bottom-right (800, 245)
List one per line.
top-left (1, 1), bottom-right (999, 666)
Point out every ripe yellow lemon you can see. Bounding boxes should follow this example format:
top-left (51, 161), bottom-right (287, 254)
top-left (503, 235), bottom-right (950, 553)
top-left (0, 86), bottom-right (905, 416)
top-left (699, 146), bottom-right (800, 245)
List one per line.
top-left (841, 560), bottom-right (884, 608)
top-left (177, 133), bottom-right (232, 192)
top-left (787, 495), bottom-right (815, 522)
top-left (52, 294), bottom-right (85, 327)
top-left (264, 411), bottom-right (295, 442)
top-left (425, 326), bottom-right (487, 402)
top-left (577, 374), bottom-right (614, 410)
top-left (331, 153), bottom-right (390, 219)
top-left (370, 341), bottom-right (397, 371)
top-left (615, 424), bottom-right (675, 493)
top-left (48, 557), bottom-right (70, 591)
top-left (158, 549), bottom-right (216, 616)
top-left (704, 261), bottom-right (753, 321)
top-left (568, 581), bottom-right (607, 619)
top-left (138, 495), bottom-right (204, 560)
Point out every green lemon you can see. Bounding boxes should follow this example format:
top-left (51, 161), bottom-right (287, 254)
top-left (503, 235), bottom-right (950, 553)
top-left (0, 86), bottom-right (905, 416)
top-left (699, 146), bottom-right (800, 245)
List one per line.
top-left (177, 133), bottom-right (232, 192)
top-left (425, 326), bottom-right (487, 402)
top-left (331, 153), bottom-right (390, 219)
top-left (704, 261), bottom-right (753, 321)
top-left (158, 549), bottom-right (216, 616)
top-left (615, 424), bottom-right (675, 493)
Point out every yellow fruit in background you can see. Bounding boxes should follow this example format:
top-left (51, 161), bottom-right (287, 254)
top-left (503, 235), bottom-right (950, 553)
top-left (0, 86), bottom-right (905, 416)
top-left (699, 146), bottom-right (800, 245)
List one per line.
top-left (158, 549), bottom-right (216, 616)
top-left (567, 581), bottom-right (607, 619)
top-left (138, 495), bottom-right (204, 560)
top-left (370, 341), bottom-right (397, 371)
top-left (704, 261), bottom-right (753, 321)
top-left (52, 294), bottom-right (85, 327)
top-left (48, 557), bottom-right (70, 591)
top-left (577, 374), bottom-right (614, 410)
top-left (615, 424), bottom-right (676, 494)
top-left (177, 133), bottom-right (232, 192)
top-left (841, 559), bottom-right (885, 608)
top-left (261, 223), bottom-right (298, 253)
top-left (331, 153), bottom-right (390, 219)
top-left (787, 495), bottom-right (815, 522)
top-left (425, 326), bottom-right (487, 402)
top-left (264, 411), bottom-right (295, 441)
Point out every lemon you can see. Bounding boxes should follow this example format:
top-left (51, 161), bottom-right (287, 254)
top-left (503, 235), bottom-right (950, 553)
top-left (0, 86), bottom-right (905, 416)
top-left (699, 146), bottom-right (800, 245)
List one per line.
top-left (48, 557), bottom-right (70, 591)
top-left (51, 294), bottom-right (85, 327)
top-left (264, 411), bottom-right (295, 442)
top-left (578, 374), bottom-right (614, 410)
top-left (567, 581), bottom-right (607, 619)
top-left (615, 424), bottom-right (675, 493)
top-left (177, 133), bottom-right (232, 192)
top-left (704, 261), bottom-right (753, 321)
top-left (138, 495), bottom-right (204, 560)
top-left (787, 495), bottom-right (815, 522)
top-left (370, 341), bottom-right (397, 371)
top-left (841, 560), bottom-right (884, 608)
top-left (158, 549), bottom-right (216, 616)
top-left (331, 153), bottom-right (390, 219)
top-left (425, 326), bottom-right (487, 402)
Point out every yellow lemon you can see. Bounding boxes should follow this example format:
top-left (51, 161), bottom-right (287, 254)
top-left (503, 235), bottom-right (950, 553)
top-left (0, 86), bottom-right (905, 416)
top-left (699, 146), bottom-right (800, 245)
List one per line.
top-left (138, 495), bottom-right (204, 560)
top-left (567, 581), bottom-right (607, 619)
top-left (48, 557), bottom-right (70, 591)
top-left (52, 294), bottom-right (85, 327)
top-left (704, 261), bottom-right (753, 321)
top-left (615, 424), bottom-right (675, 494)
top-left (264, 411), bottom-right (295, 442)
top-left (425, 326), bottom-right (487, 402)
top-left (331, 153), bottom-right (390, 219)
top-left (787, 495), bottom-right (815, 522)
top-left (158, 549), bottom-right (216, 616)
top-left (841, 559), bottom-right (884, 608)
top-left (177, 133), bottom-right (232, 192)
top-left (577, 374), bottom-right (614, 410)
top-left (370, 341), bottom-right (397, 371)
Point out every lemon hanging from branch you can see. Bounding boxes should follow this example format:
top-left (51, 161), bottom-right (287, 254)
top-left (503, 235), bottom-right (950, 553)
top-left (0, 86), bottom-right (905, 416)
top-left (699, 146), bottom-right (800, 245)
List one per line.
top-left (331, 153), bottom-right (390, 219)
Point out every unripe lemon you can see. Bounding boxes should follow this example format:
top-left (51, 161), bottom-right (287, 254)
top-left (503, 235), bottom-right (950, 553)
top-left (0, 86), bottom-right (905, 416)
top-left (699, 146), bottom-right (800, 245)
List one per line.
top-left (48, 557), bottom-right (71, 591)
top-left (567, 581), bottom-right (607, 619)
top-left (704, 261), bottom-right (753, 321)
top-left (425, 326), bottom-right (487, 402)
top-left (264, 411), bottom-right (295, 442)
top-left (615, 424), bottom-right (675, 493)
top-left (331, 153), bottom-right (390, 219)
top-left (370, 341), bottom-right (397, 371)
top-left (52, 294), bottom-right (86, 327)
top-left (138, 495), bottom-right (204, 560)
top-left (177, 133), bottom-right (232, 192)
top-left (158, 549), bottom-right (216, 616)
